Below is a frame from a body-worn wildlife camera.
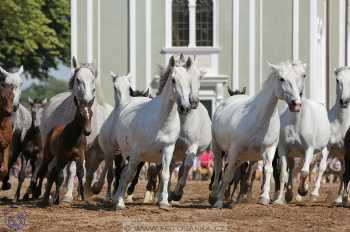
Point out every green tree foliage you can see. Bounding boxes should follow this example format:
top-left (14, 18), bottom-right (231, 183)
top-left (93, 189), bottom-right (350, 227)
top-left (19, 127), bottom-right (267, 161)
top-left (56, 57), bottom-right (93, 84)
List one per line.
top-left (0, 0), bottom-right (70, 79)
top-left (20, 78), bottom-right (68, 106)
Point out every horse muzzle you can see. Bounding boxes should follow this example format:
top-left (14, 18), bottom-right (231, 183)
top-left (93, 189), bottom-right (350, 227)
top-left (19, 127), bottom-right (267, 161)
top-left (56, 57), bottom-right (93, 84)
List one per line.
top-left (288, 100), bottom-right (302, 112)
top-left (84, 129), bottom-right (92, 136)
top-left (189, 96), bottom-right (199, 109)
top-left (178, 105), bottom-right (191, 115)
top-left (340, 99), bottom-right (350, 108)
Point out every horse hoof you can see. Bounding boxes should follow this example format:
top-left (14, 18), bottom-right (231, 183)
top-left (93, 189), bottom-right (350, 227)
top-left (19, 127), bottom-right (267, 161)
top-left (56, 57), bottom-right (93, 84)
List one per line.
top-left (143, 191), bottom-right (152, 204)
top-left (91, 184), bottom-right (102, 195)
top-left (22, 194), bottom-right (29, 202)
top-left (2, 182), bottom-right (11, 190)
top-left (334, 196), bottom-right (343, 206)
top-left (159, 201), bottom-right (171, 210)
top-left (258, 197), bottom-right (270, 206)
top-left (209, 194), bottom-right (217, 206)
top-left (62, 196), bottom-right (73, 203)
top-left (115, 202), bottom-right (126, 210)
top-left (310, 193), bottom-right (320, 202)
top-left (39, 199), bottom-right (50, 207)
top-left (295, 194), bottom-right (303, 202)
top-left (212, 200), bottom-right (223, 209)
top-left (273, 198), bottom-right (286, 205)
top-left (125, 194), bottom-right (134, 203)
top-left (285, 190), bottom-right (294, 203)
top-left (297, 188), bottom-right (308, 197)
top-left (105, 194), bottom-right (112, 202)
top-left (168, 191), bottom-right (182, 202)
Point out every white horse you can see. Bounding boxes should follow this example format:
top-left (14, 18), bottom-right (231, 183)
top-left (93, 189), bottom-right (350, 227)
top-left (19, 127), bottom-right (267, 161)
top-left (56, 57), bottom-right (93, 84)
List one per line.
top-left (328, 67), bottom-right (350, 205)
top-left (39, 57), bottom-right (113, 202)
top-left (0, 66), bottom-right (32, 190)
top-left (274, 61), bottom-right (331, 204)
top-left (210, 61), bottom-right (302, 208)
top-left (99, 56), bottom-right (192, 209)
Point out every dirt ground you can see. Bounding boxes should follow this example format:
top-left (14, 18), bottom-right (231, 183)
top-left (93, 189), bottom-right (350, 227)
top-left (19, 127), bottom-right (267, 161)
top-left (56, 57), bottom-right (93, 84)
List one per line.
top-left (0, 178), bottom-right (349, 232)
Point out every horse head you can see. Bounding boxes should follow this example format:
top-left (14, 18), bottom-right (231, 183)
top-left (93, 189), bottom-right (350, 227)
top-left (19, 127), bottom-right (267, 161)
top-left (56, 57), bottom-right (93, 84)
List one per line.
top-left (185, 56), bottom-right (205, 109)
top-left (110, 72), bottom-right (132, 105)
top-left (167, 56), bottom-right (192, 114)
top-left (28, 97), bottom-right (47, 128)
top-left (0, 83), bottom-right (14, 117)
top-left (268, 61), bottom-right (302, 112)
top-left (0, 66), bottom-right (24, 112)
top-left (335, 66), bottom-right (350, 108)
top-left (291, 60), bottom-right (307, 99)
top-left (73, 96), bottom-right (94, 136)
top-left (70, 56), bottom-right (97, 106)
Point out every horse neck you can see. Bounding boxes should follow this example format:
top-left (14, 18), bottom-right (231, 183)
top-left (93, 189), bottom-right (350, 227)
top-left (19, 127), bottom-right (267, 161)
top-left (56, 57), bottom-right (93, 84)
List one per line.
top-left (334, 102), bottom-right (350, 126)
top-left (0, 114), bottom-right (11, 129)
top-left (250, 79), bottom-right (279, 124)
top-left (62, 109), bottom-right (84, 148)
top-left (157, 79), bottom-right (178, 125)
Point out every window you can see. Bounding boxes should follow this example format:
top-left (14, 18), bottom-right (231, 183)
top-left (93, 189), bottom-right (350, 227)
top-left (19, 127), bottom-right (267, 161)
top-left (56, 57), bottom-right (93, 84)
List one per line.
top-left (196, 0), bottom-right (213, 46)
top-left (172, 0), bottom-right (189, 46)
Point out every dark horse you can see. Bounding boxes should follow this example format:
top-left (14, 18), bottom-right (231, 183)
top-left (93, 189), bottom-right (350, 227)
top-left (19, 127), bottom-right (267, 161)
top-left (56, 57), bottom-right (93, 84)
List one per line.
top-left (341, 127), bottom-right (350, 205)
top-left (15, 98), bottom-right (47, 202)
top-left (36, 96), bottom-right (94, 206)
top-left (0, 83), bottom-right (14, 183)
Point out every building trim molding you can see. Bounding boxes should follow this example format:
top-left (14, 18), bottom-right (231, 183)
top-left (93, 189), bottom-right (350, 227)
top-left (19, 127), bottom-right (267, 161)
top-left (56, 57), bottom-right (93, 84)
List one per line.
top-left (145, 0), bottom-right (152, 88)
top-left (249, 0), bottom-right (256, 96)
top-left (86, 0), bottom-right (93, 63)
top-left (293, 0), bottom-right (299, 61)
top-left (71, 0), bottom-right (77, 69)
top-left (129, 0), bottom-right (136, 87)
top-left (232, 0), bottom-right (239, 89)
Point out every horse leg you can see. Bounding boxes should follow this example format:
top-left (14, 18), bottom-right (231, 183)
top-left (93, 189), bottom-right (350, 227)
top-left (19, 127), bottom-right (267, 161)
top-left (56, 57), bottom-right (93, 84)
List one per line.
top-left (113, 152), bottom-right (139, 210)
top-left (272, 150), bottom-right (281, 201)
top-left (335, 159), bottom-right (345, 205)
top-left (169, 146), bottom-right (197, 202)
top-left (209, 136), bottom-right (223, 205)
top-left (237, 162), bottom-right (256, 203)
top-left (273, 146), bottom-right (288, 204)
top-left (2, 135), bottom-right (21, 190)
top-left (40, 157), bottom-right (58, 206)
top-left (91, 157), bottom-right (112, 195)
top-left (126, 161), bottom-right (145, 203)
top-left (105, 162), bottom-right (114, 202)
top-left (298, 148), bottom-right (314, 198)
top-left (84, 144), bottom-right (103, 198)
top-left (62, 161), bottom-right (76, 202)
top-left (53, 162), bottom-right (65, 205)
top-left (76, 159), bottom-right (85, 201)
top-left (258, 144), bottom-right (277, 205)
top-left (144, 164), bottom-right (158, 203)
top-left (285, 157), bottom-right (295, 203)
top-left (14, 156), bottom-right (27, 202)
top-left (213, 146), bottom-right (239, 208)
top-left (23, 157), bottom-right (36, 201)
top-left (311, 147), bottom-right (329, 201)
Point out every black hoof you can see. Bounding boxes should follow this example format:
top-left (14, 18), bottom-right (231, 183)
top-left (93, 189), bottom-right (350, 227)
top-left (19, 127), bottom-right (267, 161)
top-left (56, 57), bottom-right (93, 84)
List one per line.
top-left (22, 194), bottom-right (30, 202)
top-left (168, 191), bottom-right (183, 202)
top-left (209, 194), bottom-right (217, 206)
top-left (285, 190), bottom-right (294, 203)
top-left (298, 188), bottom-right (308, 197)
top-left (2, 182), bottom-right (11, 190)
top-left (91, 184), bottom-right (102, 195)
top-left (38, 199), bottom-right (50, 207)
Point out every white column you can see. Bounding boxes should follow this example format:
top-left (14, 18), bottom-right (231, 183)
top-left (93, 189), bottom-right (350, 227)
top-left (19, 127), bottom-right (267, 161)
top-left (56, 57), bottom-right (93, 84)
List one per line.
top-left (249, 0), bottom-right (256, 96)
top-left (129, 0), bottom-right (136, 87)
top-left (71, 0), bottom-right (77, 69)
top-left (86, 0), bottom-right (93, 63)
top-left (211, 0), bottom-right (218, 74)
top-left (293, 0), bottom-right (300, 61)
top-left (232, 0), bottom-right (239, 89)
top-left (188, 0), bottom-right (197, 47)
top-left (165, 0), bottom-right (172, 63)
top-left (97, 0), bottom-right (101, 79)
top-left (340, 0), bottom-right (346, 66)
top-left (145, 0), bottom-right (152, 87)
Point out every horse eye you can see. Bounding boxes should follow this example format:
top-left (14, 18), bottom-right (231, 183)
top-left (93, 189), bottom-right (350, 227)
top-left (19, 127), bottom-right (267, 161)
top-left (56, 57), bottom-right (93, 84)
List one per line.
top-left (172, 78), bottom-right (176, 84)
top-left (279, 78), bottom-right (285, 82)
top-left (92, 88), bottom-right (96, 93)
top-left (302, 74), bottom-right (306, 78)
top-left (336, 79), bottom-right (339, 84)
top-left (299, 92), bottom-right (303, 97)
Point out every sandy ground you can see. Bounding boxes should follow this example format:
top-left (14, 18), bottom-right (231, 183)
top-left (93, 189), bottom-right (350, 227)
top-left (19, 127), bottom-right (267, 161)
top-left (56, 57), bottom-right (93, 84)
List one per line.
top-left (0, 178), bottom-right (349, 232)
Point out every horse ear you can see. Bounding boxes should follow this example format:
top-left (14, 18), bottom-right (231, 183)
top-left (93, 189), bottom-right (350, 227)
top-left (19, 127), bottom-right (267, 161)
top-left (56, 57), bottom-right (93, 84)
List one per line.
top-left (110, 71), bottom-right (118, 83)
top-left (0, 66), bottom-right (9, 76)
top-left (17, 65), bottom-right (24, 74)
top-left (185, 57), bottom-right (193, 70)
top-left (28, 97), bottom-right (34, 105)
top-left (179, 54), bottom-right (185, 63)
top-left (227, 87), bottom-right (235, 96)
top-left (72, 56), bottom-right (78, 69)
top-left (144, 88), bottom-right (150, 97)
top-left (268, 62), bottom-right (279, 72)
top-left (129, 87), bottom-right (134, 96)
top-left (169, 56), bottom-right (175, 67)
top-left (42, 98), bottom-right (47, 105)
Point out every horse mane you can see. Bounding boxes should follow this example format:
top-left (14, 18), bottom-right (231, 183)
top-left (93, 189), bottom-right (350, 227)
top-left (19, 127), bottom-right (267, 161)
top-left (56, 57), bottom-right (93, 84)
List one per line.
top-left (157, 65), bottom-right (173, 95)
top-left (334, 66), bottom-right (350, 76)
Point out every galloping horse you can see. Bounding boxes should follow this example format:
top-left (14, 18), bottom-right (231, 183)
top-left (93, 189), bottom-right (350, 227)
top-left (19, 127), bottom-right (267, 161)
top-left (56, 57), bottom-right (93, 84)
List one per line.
top-left (40, 57), bottom-right (112, 202)
top-left (38, 96), bottom-right (94, 206)
top-left (0, 84), bottom-right (14, 183)
top-left (15, 98), bottom-right (47, 202)
top-left (210, 61), bottom-right (302, 208)
top-left (0, 66), bottom-right (31, 191)
top-left (99, 56), bottom-right (192, 209)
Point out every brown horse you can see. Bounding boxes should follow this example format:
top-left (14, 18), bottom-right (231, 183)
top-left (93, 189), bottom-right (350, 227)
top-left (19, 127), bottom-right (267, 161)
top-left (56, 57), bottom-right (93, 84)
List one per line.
top-left (0, 83), bottom-right (14, 183)
top-left (15, 98), bottom-right (47, 202)
top-left (36, 96), bottom-right (94, 206)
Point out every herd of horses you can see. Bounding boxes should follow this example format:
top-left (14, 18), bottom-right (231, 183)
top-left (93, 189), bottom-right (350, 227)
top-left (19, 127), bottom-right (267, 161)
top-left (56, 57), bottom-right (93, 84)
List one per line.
top-left (0, 55), bottom-right (350, 211)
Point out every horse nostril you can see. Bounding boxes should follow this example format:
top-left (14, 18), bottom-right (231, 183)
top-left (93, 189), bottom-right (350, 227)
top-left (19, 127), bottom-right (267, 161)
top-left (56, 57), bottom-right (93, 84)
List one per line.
top-left (340, 99), bottom-right (344, 105)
